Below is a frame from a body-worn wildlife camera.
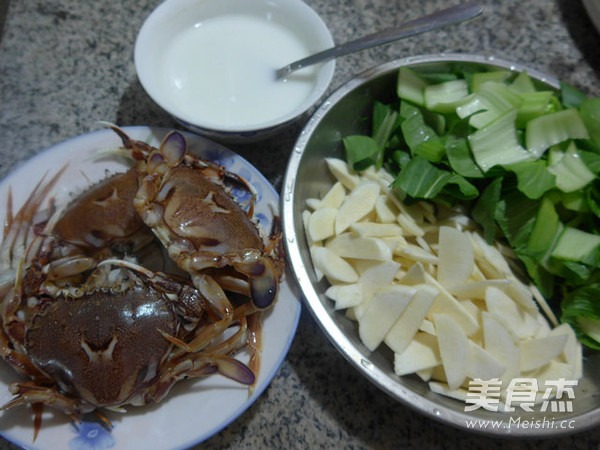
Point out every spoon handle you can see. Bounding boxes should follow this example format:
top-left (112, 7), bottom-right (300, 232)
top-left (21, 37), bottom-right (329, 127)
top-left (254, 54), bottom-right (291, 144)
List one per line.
top-left (276, 2), bottom-right (484, 79)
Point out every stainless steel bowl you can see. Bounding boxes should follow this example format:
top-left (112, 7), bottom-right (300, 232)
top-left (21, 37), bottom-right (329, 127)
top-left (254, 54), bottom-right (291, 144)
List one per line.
top-left (281, 54), bottom-right (600, 437)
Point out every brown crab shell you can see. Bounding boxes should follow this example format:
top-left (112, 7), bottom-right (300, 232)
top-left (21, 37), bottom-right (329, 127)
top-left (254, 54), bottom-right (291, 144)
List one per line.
top-left (158, 164), bottom-right (264, 254)
top-left (54, 167), bottom-right (150, 251)
top-left (24, 281), bottom-right (177, 408)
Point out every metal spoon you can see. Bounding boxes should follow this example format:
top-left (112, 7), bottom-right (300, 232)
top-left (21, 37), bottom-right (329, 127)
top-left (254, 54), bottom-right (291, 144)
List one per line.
top-left (275, 2), bottom-right (484, 80)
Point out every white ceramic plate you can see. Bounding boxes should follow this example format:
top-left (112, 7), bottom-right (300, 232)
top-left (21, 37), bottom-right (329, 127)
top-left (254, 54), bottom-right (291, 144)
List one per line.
top-left (0, 126), bottom-right (301, 449)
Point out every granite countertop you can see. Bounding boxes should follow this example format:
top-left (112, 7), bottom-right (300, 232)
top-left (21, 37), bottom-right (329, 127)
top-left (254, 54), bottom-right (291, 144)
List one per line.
top-left (1, 0), bottom-right (600, 449)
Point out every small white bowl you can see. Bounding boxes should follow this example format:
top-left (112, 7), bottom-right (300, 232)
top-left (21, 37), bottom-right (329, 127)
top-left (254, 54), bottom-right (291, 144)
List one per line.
top-left (135, 0), bottom-right (335, 142)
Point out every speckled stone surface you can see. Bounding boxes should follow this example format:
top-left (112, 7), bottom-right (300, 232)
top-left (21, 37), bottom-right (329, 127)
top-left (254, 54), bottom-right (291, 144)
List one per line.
top-left (1, 0), bottom-right (600, 449)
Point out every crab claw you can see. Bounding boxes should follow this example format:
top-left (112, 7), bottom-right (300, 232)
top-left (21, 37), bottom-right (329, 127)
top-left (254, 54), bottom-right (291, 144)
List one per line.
top-left (144, 132), bottom-right (186, 178)
top-left (160, 131), bottom-right (186, 166)
top-left (209, 354), bottom-right (255, 385)
top-left (233, 251), bottom-right (278, 310)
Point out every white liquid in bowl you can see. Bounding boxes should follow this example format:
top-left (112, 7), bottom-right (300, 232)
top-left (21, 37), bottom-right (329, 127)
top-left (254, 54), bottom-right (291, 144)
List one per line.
top-left (160, 14), bottom-right (320, 130)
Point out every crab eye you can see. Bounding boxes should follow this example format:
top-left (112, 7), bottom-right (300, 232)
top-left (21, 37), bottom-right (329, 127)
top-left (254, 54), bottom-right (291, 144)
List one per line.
top-left (251, 279), bottom-right (277, 310)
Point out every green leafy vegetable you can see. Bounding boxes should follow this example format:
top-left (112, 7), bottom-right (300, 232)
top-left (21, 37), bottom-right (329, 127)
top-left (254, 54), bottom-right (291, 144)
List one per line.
top-left (424, 79), bottom-right (469, 113)
top-left (468, 108), bottom-right (533, 171)
top-left (399, 101), bottom-right (440, 154)
top-left (526, 197), bottom-right (562, 262)
top-left (526, 109), bottom-right (589, 158)
top-left (560, 81), bottom-right (589, 108)
top-left (509, 70), bottom-right (536, 94)
top-left (547, 142), bottom-right (595, 192)
top-left (393, 155), bottom-right (478, 200)
top-left (343, 135), bottom-right (379, 171)
top-left (471, 177), bottom-right (502, 242)
top-left (561, 285), bottom-right (600, 349)
top-left (508, 160), bottom-right (555, 199)
top-left (579, 97), bottom-right (600, 148)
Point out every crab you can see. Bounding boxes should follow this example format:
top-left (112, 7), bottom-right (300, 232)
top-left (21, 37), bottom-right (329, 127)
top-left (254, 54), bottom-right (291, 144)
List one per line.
top-left (0, 128), bottom-right (284, 439)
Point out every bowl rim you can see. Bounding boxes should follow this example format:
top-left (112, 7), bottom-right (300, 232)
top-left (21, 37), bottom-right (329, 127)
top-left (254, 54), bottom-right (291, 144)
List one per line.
top-left (133, 0), bottom-right (335, 134)
top-left (282, 52), bottom-right (600, 438)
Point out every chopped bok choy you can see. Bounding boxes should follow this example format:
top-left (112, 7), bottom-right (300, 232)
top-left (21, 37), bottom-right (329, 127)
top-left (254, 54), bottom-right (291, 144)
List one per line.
top-left (342, 63), bottom-right (600, 349)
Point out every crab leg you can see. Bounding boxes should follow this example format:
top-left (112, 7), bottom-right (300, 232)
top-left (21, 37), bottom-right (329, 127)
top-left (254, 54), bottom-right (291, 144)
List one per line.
top-left (199, 275), bottom-right (268, 381)
top-left (31, 403), bottom-right (43, 442)
top-left (206, 354), bottom-right (255, 384)
top-left (1, 381), bottom-right (85, 418)
top-left (149, 352), bottom-right (256, 404)
top-left (191, 273), bottom-right (233, 320)
top-left (45, 256), bottom-right (97, 280)
top-left (163, 312), bottom-right (249, 357)
top-left (160, 247), bottom-right (279, 312)
top-left (184, 250), bottom-right (279, 310)
top-left (0, 168), bottom-right (65, 277)
top-left (0, 317), bottom-right (50, 380)
top-left (160, 290), bottom-right (236, 354)
top-left (210, 272), bottom-right (252, 297)
top-left (246, 312), bottom-right (263, 393)
top-left (0, 381), bottom-right (89, 441)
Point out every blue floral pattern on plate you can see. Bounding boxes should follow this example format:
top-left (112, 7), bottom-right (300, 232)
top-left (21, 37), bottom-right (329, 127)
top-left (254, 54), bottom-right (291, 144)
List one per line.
top-left (69, 422), bottom-right (115, 450)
